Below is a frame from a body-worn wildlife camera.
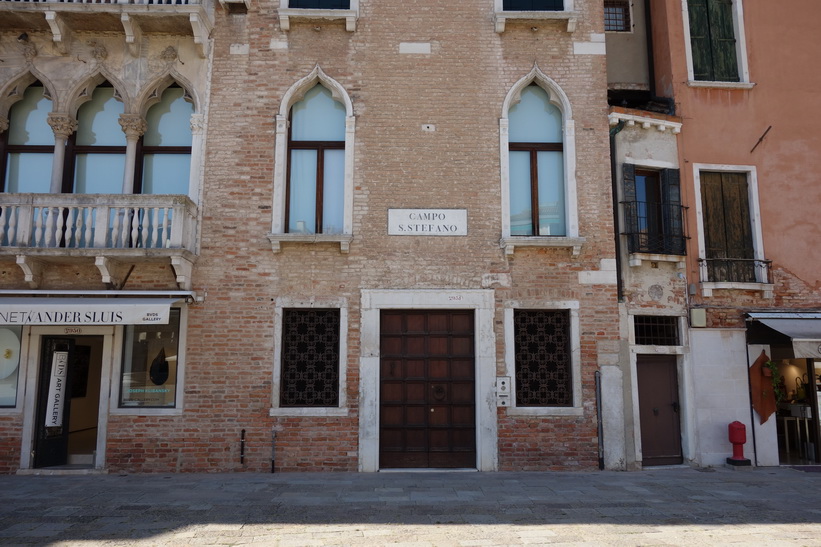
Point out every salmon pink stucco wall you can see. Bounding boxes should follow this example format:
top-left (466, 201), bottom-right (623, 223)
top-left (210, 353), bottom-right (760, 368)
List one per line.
top-left (653, 0), bottom-right (821, 289)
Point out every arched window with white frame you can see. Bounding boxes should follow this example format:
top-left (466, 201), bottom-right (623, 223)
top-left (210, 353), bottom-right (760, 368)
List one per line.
top-left (500, 67), bottom-right (580, 255)
top-left (1, 83), bottom-right (54, 194)
top-left (269, 66), bottom-right (355, 253)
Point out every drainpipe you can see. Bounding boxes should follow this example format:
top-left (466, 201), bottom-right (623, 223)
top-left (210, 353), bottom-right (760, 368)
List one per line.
top-left (610, 120), bottom-right (626, 302)
top-left (595, 370), bottom-right (605, 470)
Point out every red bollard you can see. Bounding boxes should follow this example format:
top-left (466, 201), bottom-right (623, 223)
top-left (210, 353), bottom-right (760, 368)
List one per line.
top-left (727, 421), bottom-right (751, 466)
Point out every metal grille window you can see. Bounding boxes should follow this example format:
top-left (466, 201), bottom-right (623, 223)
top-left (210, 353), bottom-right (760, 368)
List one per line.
top-left (634, 316), bottom-right (679, 346)
top-left (514, 310), bottom-right (572, 407)
top-left (280, 308), bottom-right (340, 407)
top-left (604, 1), bottom-right (631, 32)
top-left (289, 0), bottom-right (350, 7)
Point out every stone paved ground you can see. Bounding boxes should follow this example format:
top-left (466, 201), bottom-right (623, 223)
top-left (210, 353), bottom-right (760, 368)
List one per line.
top-left (1, 466), bottom-right (821, 546)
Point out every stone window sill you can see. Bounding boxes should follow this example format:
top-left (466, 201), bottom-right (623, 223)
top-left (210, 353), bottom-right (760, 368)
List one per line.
top-left (269, 407), bottom-right (348, 417)
top-left (279, 8), bottom-right (357, 31)
top-left (501, 236), bottom-right (585, 257)
top-left (701, 282), bottom-right (774, 299)
top-left (505, 406), bottom-right (584, 417)
top-left (629, 253), bottom-right (686, 269)
top-left (268, 233), bottom-right (352, 253)
top-left (495, 10), bottom-right (579, 33)
top-left (687, 80), bottom-right (755, 90)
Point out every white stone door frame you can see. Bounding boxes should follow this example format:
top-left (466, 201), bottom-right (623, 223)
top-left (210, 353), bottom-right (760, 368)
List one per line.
top-left (20, 326), bottom-right (117, 471)
top-left (358, 289), bottom-right (498, 472)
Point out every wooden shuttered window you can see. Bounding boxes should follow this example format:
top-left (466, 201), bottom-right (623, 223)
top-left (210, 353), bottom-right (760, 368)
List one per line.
top-left (622, 164), bottom-right (685, 255)
top-left (700, 171), bottom-right (755, 282)
top-left (687, 0), bottom-right (740, 82)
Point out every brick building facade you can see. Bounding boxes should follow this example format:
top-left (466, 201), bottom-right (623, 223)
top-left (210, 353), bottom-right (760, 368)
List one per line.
top-left (0, 0), bottom-right (624, 473)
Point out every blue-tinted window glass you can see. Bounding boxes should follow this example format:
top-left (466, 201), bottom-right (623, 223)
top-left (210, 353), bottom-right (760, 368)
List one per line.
top-left (509, 151), bottom-right (533, 236)
top-left (76, 87), bottom-right (125, 146)
top-left (144, 88), bottom-right (193, 147)
top-left (537, 151), bottom-right (565, 235)
top-left (322, 149), bottom-right (345, 234)
top-left (74, 154), bottom-right (126, 194)
top-left (142, 154), bottom-right (190, 195)
top-left (289, 150), bottom-right (318, 233)
top-left (8, 86), bottom-right (54, 146)
top-left (5, 153), bottom-right (52, 193)
top-left (291, 85), bottom-right (346, 142)
top-left (509, 86), bottom-right (563, 143)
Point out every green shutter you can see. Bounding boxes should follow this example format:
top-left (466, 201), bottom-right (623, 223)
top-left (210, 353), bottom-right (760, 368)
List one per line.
top-left (688, 0), bottom-right (739, 82)
top-left (688, 0), bottom-right (714, 80)
top-left (708, 0), bottom-right (740, 82)
top-left (700, 171), bottom-right (754, 281)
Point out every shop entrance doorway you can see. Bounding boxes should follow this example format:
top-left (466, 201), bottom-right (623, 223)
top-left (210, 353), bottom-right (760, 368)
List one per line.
top-left (379, 310), bottom-right (476, 468)
top-left (774, 358), bottom-right (821, 465)
top-left (637, 354), bottom-right (683, 466)
top-left (33, 335), bottom-right (104, 469)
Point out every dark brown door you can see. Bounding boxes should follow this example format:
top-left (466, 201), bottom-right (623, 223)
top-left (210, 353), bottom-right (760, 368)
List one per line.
top-left (637, 354), bottom-right (683, 466)
top-left (34, 337), bottom-right (75, 469)
top-left (380, 310), bottom-right (476, 468)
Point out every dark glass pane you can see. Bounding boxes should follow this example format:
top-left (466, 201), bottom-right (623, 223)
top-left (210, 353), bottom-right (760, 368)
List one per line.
top-left (503, 0), bottom-right (564, 11)
top-left (289, 0), bottom-right (350, 8)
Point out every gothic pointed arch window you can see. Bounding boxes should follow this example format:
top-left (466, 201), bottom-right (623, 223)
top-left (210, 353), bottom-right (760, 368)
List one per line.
top-left (270, 67), bottom-right (354, 253)
top-left (1, 83), bottom-right (54, 193)
top-left (500, 69), bottom-right (579, 255)
top-left (67, 82), bottom-right (126, 194)
top-left (137, 85), bottom-right (193, 195)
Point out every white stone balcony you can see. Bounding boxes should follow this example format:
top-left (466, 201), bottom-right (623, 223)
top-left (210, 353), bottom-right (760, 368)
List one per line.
top-left (0, 0), bottom-right (214, 57)
top-left (0, 193), bottom-right (197, 290)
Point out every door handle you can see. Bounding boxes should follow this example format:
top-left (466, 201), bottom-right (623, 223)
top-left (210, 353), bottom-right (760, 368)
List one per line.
top-left (672, 402), bottom-right (680, 413)
top-left (653, 407), bottom-right (659, 416)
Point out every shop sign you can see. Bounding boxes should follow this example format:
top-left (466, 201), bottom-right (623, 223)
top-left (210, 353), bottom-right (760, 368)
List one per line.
top-left (388, 209), bottom-right (467, 236)
top-left (44, 351), bottom-right (68, 428)
top-left (0, 298), bottom-right (175, 326)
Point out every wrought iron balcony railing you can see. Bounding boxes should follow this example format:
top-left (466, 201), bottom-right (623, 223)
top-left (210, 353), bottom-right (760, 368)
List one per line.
top-left (698, 257), bottom-right (772, 284)
top-left (621, 200), bottom-right (688, 256)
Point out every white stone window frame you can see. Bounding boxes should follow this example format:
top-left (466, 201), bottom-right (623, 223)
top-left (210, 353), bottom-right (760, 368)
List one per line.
top-left (358, 289), bottom-right (497, 472)
top-left (692, 163), bottom-right (773, 298)
top-left (681, 0), bottom-right (754, 89)
top-left (269, 66), bottom-right (355, 254)
top-left (270, 297), bottom-right (349, 417)
top-left (279, 0), bottom-right (359, 32)
top-left (110, 306), bottom-right (189, 416)
top-left (500, 66), bottom-right (584, 256)
top-left (503, 301), bottom-right (582, 416)
top-left (494, 0), bottom-right (578, 33)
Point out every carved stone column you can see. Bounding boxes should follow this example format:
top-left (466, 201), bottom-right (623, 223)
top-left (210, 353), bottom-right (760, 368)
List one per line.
top-left (119, 114), bottom-right (147, 194)
top-left (187, 113), bottom-right (205, 202)
top-left (46, 114), bottom-right (78, 193)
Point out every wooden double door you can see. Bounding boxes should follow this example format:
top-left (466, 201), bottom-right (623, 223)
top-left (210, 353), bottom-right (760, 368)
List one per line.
top-left (379, 310), bottom-right (476, 468)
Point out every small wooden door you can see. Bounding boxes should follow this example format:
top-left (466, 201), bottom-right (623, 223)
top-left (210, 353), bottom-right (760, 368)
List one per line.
top-left (380, 310), bottom-right (476, 469)
top-left (637, 354), bottom-right (683, 466)
top-left (34, 337), bottom-right (75, 469)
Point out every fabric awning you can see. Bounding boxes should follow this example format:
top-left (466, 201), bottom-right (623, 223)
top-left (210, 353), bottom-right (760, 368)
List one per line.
top-left (747, 313), bottom-right (821, 358)
top-left (0, 298), bottom-right (180, 326)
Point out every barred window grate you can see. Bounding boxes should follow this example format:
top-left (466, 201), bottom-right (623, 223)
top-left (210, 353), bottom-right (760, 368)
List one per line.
top-left (605, 0), bottom-right (631, 32)
top-left (634, 315), bottom-right (679, 346)
top-left (514, 310), bottom-right (572, 407)
top-left (280, 308), bottom-right (340, 407)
